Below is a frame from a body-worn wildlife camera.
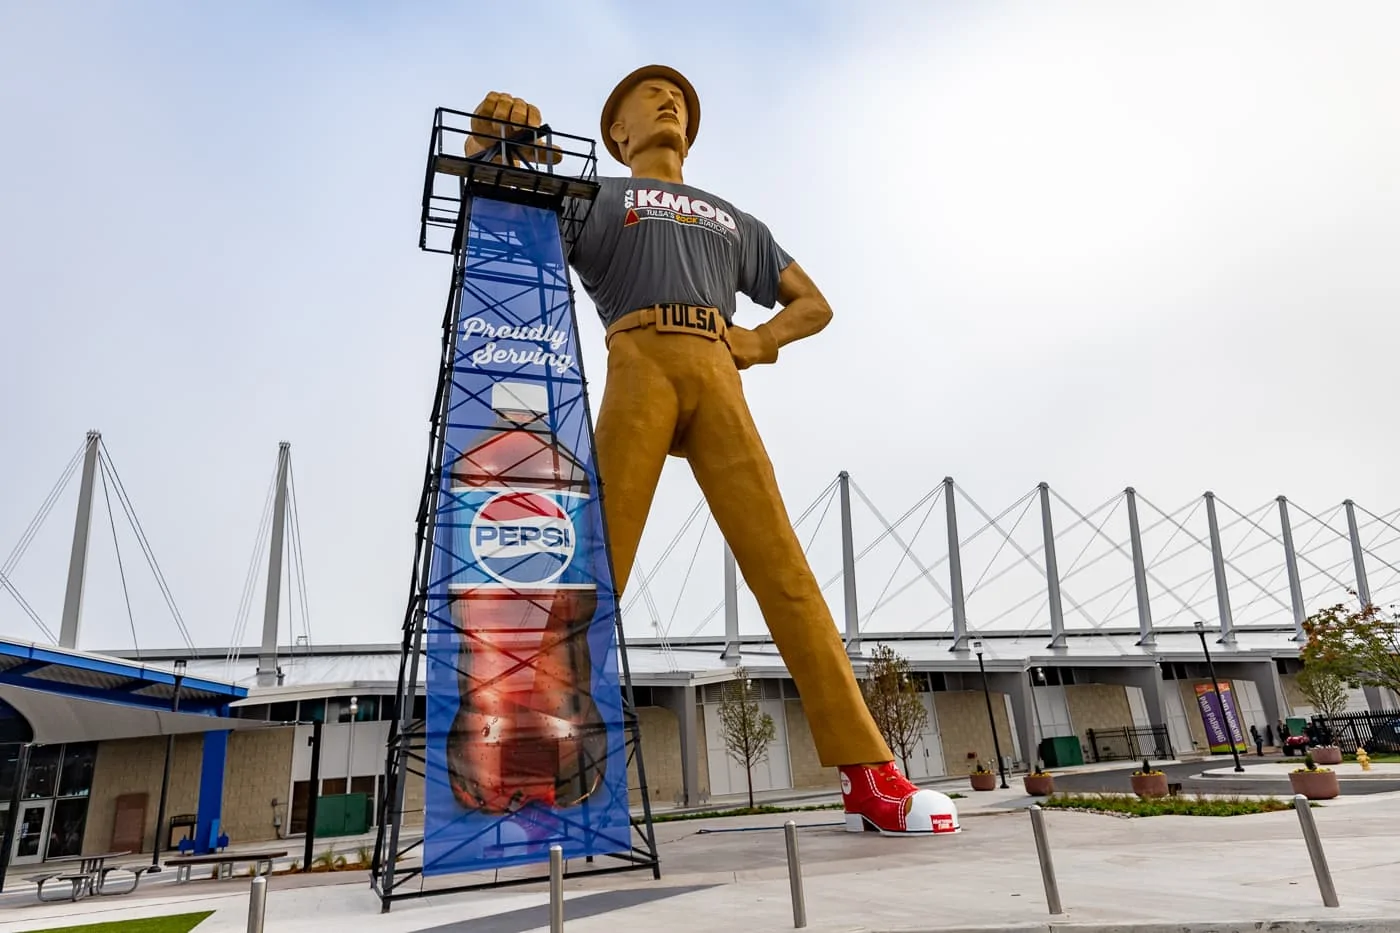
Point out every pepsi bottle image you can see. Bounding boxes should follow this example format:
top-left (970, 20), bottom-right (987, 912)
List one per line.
top-left (445, 380), bottom-right (608, 816)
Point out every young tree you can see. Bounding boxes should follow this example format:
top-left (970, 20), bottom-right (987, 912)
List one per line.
top-left (1296, 665), bottom-right (1350, 719)
top-left (716, 668), bottom-right (776, 809)
top-left (1301, 601), bottom-right (1400, 699)
top-left (859, 644), bottom-right (929, 775)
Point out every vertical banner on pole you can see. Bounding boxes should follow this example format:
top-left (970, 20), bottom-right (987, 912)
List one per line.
top-left (1194, 683), bottom-right (1247, 754)
top-left (422, 196), bottom-right (631, 875)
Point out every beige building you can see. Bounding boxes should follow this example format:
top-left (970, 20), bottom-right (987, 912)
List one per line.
top-left (6, 626), bottom-right (1394, 866)
top-left (23, 626), bottom-right (1388, 861)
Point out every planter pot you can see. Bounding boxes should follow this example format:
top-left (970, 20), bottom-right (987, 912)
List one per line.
top-left (1023, 774), bottom-right (1055, 796)
top-left (1290, 770), bottom-right (1339, 800)
top-left (969, 772), bottom-right (997, 792)
top-left (1311, 746), bottom-right (1343, 766)
top-left (1131, 773), bottom-right (1169, 798)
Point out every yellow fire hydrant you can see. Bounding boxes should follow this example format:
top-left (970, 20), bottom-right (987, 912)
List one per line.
top-left (1357, 748), bottom-right (1372, 771)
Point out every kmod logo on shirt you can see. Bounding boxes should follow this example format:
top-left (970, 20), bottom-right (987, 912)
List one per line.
top-left (622, 188), bottom-right (738, 237)
top-left (469, 491), bottom-right (576, 585)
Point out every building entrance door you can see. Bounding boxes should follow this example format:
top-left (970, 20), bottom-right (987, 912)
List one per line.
top-left (10, 799), bottom-right (53, 865)
top-left (904, 694), bottom-right (945, 779)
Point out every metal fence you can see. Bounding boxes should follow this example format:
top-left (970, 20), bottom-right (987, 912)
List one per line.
top-left (1311, 709), bottom-right (1400, 753)
top-left (1084, 725), bottom-right (1174, 763)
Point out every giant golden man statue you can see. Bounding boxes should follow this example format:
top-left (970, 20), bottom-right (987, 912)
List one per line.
top-left (465, 65), bottom-right (960, 835)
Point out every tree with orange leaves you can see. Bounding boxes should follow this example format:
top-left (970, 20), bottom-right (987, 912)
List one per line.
top-left (1300, 600), bottom-right (1400, 700)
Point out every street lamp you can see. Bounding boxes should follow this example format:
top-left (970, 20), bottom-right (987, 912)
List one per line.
top-left (346, 696), bottom-right (359, 789)
top-left (152, 658), bottom-right (187, 869)
top-left (1194, 621), bottom-right (1245, 773)
top-left (972, 640), bottom-right (1008, 788)
top-left (1028, 667), bottom-right (1046, 764)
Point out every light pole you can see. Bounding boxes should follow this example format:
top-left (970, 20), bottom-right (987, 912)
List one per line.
top-left (972, 640), bottom-right (1008, 788)
top-left (346, 696), bottom-right (358, 791)
top-left (1029, 667), bottom-right (1047, 765)
top-left (303, 716), bottom-right (324, 872)
top-left (152, 658), bottom-right (186, 869)
top-left (1194, 621), bottom-right (1244, 773)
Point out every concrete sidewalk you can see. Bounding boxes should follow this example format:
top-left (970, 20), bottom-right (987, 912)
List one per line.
top-left (6, 790), bottom-right (1399, 932)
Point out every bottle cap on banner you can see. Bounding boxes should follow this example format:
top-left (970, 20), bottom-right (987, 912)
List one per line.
top-left (493, 381), bottom-right (549, 415)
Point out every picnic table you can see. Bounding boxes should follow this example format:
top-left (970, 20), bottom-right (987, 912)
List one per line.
top-left (166, 848), bottom-right (288, 884)
top-left (25, 850), bottom-right (154, 902)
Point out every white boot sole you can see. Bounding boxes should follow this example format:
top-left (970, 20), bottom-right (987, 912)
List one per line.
top-left (844, 812), bottom-right (962, 836)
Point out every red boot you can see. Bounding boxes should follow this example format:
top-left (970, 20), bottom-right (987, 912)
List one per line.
top-left (839, 762), bottom-right (961, 836)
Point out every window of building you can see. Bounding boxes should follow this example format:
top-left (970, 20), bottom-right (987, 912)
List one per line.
top-left (23, 746), bottom-right (60, 799)
top-left (289, 781), bottom-right (310, 836)
top-left (1032, 667), bottom-right (1078, 687)
top-left (269, 701), bottom-right (298, 723)
top-left (0, 746), bottom-right (20, 801)
top-left (299, 699), bottom-right (326, 723)
top-left (48, 798), bottom-right (88, 859)
top-left (630, 686), bottom-right (655, 707)
top-left (57, 743), bottom-right (96, 798)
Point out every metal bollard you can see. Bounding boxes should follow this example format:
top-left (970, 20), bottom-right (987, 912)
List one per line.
top-left (784, 820), bottom-right (807, 929)
top-left (1028, 806), bottom-right (1063, 916)
top-left (549, 844), bottom-right (565, 932)
top-left (1293, 795), bottom-right (1339, 908)
top-left (247, 875), bottom-right (267, 933)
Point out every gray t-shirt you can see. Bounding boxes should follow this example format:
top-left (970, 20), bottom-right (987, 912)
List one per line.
top-left (567, 176), bottom-right (793, 327)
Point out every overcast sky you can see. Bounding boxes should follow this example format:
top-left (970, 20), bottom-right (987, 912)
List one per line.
top-left (2, 1), bottom-right (1397, 658)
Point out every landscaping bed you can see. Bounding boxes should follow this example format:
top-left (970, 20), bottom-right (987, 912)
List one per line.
top-left (1040, 793), bottom-right (1295, 817)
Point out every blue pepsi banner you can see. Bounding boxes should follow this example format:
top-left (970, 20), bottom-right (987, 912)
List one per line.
top-left (422, 197), bottom-right (631, 875)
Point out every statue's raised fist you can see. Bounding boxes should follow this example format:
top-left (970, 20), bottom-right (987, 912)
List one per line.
top-left (464, 91), bottom-right (562, 165)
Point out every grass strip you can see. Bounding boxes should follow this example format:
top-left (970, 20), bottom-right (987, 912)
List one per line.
top-left (25, 911), bottom-right (213, 933)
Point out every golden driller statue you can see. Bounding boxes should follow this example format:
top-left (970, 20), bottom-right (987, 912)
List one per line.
top-left (466, 66), bottom-right (960, 835)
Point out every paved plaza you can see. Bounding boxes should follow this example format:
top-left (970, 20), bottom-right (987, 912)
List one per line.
top-left (3, 774), bottom-right (1399, 933)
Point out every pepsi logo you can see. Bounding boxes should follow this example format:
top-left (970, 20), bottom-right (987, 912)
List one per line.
top-left (470, 491), bottom-right (576, 585)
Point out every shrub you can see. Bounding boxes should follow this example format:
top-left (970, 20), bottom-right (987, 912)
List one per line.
top-left (1133, 758), bottom-right (1164, 776)
top-left (1041, 793), bottom-right (1292, 817)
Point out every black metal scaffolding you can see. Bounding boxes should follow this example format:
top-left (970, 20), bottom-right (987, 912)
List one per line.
top-left (370, 109), bottom-right (660, 911)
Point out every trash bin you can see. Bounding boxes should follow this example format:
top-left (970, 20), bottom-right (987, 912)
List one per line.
top-left (1039, 735), bottom-right (1084, 768)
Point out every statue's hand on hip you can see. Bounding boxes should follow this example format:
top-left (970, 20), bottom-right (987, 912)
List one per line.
top-left (727, 324), bottom-right (779, 371)
top-left (464, 92), bottom-right (563, 165)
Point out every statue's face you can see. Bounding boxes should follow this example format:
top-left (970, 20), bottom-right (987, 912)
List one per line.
top-left (610, 78), bottom-right (689, 165)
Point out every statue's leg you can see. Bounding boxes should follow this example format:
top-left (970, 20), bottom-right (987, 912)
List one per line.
top-left (593, 332), bottom-right (681, 595)
top-left (678, 354), bottom-right (891, 768)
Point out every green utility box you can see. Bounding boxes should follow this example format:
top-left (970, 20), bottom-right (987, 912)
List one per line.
top-left (1039, 735), bottom-right (1084, 768)
top-left (314, 793), bottom-right (370, 838)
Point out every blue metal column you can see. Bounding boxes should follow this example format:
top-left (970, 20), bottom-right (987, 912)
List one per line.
top-left (195, 730), bottom-right (229, 854)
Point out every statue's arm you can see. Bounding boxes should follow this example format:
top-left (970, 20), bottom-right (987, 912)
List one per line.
top-left (767, 261), bottom-right (834, 347)
top-left (728, 261), bottom-right (832, 370)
